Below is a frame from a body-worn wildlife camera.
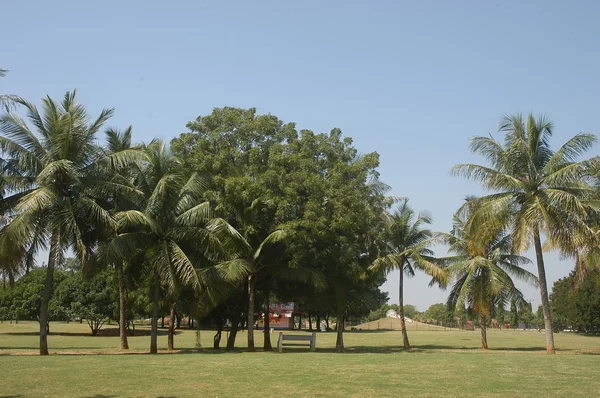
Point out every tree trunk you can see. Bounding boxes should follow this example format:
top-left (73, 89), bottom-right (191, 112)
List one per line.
top-left (227, 321), bottom-right (239, 350)
top-left (214, 318), bottom-right (223, 349)
top-left (161, 316), bottom-right (164, 328)
top-left (150, 282), bottom-right (160, 354)
top-left (398, 268), bottom-right (411, 350)
top-left (308, 314), bottom-right (313, 331)
top-left (168, 302), bottom-right (176, 351)
top-left (117, 262), bottom-right (129, 350)
top-left (533, 228), bottom-right (556, 354)
top-left (325, 315), bottom-right (330, 330)
top-left (247, 274), bottom-right (256, 351)
top-left (264, 299), bottom-right (272, 351)
top-left (335, 313), bottom-right (344, 352)
top-left (480, 314), bottom-right (488, 349)
top-left (39, 231), bottom-right (60, 355)
top-left (316, 316), bottom-right (321, 332)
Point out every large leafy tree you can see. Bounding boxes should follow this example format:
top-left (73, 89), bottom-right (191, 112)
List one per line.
top-left (99, 140), bottom-right (217, 353)
top-left (440, 203), bottom-right (537, 349)
top-left (452, 113), bottom-right (598, 354)
top-left (369, 199), bottom-right (445, 350)
top-left (0, 91), bottom-right (136, 355)
top-left (277, 129), bottom-right (390, 352)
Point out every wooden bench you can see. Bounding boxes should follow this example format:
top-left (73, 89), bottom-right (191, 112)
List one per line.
top-left (277, 332), bottom-right (316, 352)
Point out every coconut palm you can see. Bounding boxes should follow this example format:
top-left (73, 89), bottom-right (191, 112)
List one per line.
top-left (440, 203), bottom-right (537, 349)
top-left (102, 126), bottom-right (139, 350)
top-left (99, 140), bottom-right (219, 353)
top-left (451, 113), bottom-right (598, 354)
top-left (0, 68), bottom-right (23, 112)
top-left (208, 217), bottom-right (323, 351)
top-left (368, 199), bottom-right (446, 350)
top-left (0, 91), bottom-right (138, 355)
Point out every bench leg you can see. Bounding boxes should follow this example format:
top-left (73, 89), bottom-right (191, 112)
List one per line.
top-left (310, 332), bottom-right (316, 352)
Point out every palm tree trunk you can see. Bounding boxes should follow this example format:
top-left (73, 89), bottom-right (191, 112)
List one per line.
top-left (168, 302), bottom-right (176, 351)
top-left (480, 314), bottom-right (488, 349)
top-left (150, 281), bottom-right (160, 354)
top-left (398, 268), bottom-right (411, 350)
top-left (247, 274), bottom-right (256, 351)
top-left (39, 231), bottom-right (60, 356)
top-left (533, 228), bottom-right (556, 354)
top-left (117, 262), bottom-right (129, 350)
top-left (335, 313), bottom-right (344, 352)
top-left (263, 298), bottom-right (272, 351)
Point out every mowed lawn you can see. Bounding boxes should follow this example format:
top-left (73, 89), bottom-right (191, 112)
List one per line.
top-left (1, 322), bottom-right (599, 397)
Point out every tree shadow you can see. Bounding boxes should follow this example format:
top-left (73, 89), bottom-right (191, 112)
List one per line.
top-left (1, 330), bottom-right (169, 337)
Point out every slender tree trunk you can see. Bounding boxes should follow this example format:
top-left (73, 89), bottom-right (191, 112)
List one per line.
top-left (227, 319), bottom-right (240, 350)
top-left (316, 316), bottom-right (321, 332)
top-left (247, 274), bottom-right (256, 351)
top-left (480, 314), bottom-right (488, 349)
top-left (399, 267), bottom-right (411, 349)
top-left (150, 282), bottom-right (160, 354)
top-left (335, 313), bottom-right (344, 352)
top-left (168, 302), bottom-right (176, 351)
top-left (533, 228), bottom-right (556, 354)
top-left (40, 231), bottom-right (60, 355)
top-left (308, 314), bottom-right (313, 331)
top-left (117, 262), bottom-right (129, 350)
top-left (264, 298), bottom-right (272, 350)
top-left (214, 317), bottom-right (223, 349)
top-left (325, 315), bottom-right (330, 330)
top-left (161, 316), bottom-right (164, 328)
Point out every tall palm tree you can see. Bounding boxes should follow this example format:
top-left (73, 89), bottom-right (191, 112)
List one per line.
top-left (440, 203), bottom-right (537, 349)
top-left (100, 140), bottom-right (218, 353)
top-left (0, 91), bottom-right (137, 355)
top-left (103, 126), bottom-right (138, 350)
top-left (451, 112), bottom-right (598, 354)
top-left (368, 199), bottom-right (446, 350)
top-left (0, 68), bottom-right (23, 112)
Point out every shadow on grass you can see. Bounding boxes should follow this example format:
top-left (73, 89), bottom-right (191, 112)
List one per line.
top-left (1, 329), bottom-right (170, 337)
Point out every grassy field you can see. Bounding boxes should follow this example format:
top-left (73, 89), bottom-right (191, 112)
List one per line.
top-left (1, 321), bottom-right (599, 397)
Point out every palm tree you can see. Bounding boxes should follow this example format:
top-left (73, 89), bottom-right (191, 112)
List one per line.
top-left (100, 140), bottom-right (218, 353)
top-left (103, 126), bottom-right (138, 350)
top-left (209, 219), bottom-right (319, 350)
top-left (440, 203), bottom-right (537, 349)
top-left (369, 199), bottom-right (446, 350)
top-left (451, 112), bottom-right (598, 354)
top-left (0, 91), bottom-right (137, 355)
top-left (0, 68), bottom-right (23, 112)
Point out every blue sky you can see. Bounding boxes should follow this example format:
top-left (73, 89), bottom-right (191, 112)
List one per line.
top-left (3, 0), bottom-right (600, 311)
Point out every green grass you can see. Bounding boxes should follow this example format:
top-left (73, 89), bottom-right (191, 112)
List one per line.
top-left (1, 321), bottom-right (599, 397)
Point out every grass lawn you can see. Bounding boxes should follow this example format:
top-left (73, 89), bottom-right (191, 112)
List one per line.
top-left (0, 321), bottom-right (599, 397)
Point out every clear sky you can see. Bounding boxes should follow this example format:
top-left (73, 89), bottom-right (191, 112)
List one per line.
top-left (3, 0), bottom-right (600, 311)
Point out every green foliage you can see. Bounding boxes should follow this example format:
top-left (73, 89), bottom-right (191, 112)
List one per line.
top-left (550, 270), bottom-right (600, 333)
top-left (65, 271), bottom-right (116, 336)
top-left (0, 268), bottom-right (115, 334)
